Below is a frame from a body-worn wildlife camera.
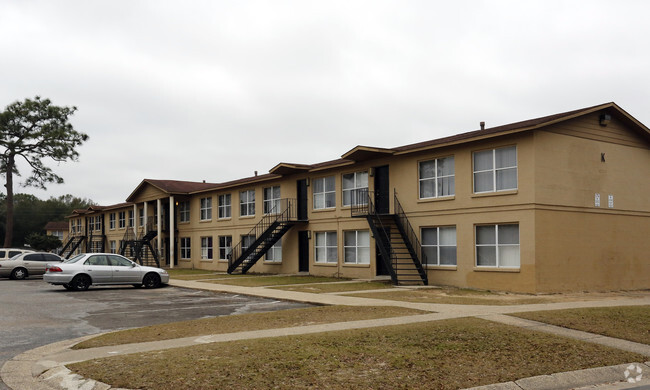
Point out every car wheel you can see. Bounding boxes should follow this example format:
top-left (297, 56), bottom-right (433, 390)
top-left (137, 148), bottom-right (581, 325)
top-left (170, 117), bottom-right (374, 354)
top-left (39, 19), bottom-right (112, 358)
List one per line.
top-left (142, 273), bottom-right (161, 289)
top-left (11, 268), bottom-right (28, 280)
top-left (63, 284), bottom-right (74, 290)
top-left (71, 275), bottom-right (91, 291)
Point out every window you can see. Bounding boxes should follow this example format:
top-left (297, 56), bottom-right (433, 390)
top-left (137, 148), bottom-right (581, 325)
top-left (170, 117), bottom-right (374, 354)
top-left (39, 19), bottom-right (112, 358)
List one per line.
top-left (265, 240), bottom-right (282, 262)
top-left (263, 186), bottom-right (281, 214)
top-left (201, 236), bottom-right (213, 260)
top-left (109, 241), bottom-right (116, 253)
top-left (76, 219), bottom-right (81, 233)
top-left (315, 232), bottom-right (337, 263)
top-left (421, 227), bottom-right (457, 266)
top-left (240, 190), bottom-right (255, 217)
top-left (344, 230), bottom-right (370, 264)
top-left (51, 230), bottom-right (64, 240)
top-left (476, 224), bottom-right (520, 268)
top-left (109, 213), bottom-right (116, 230)
top-left (342, 172), bottom-right (368, 207)
top-left (241, 235), bottom-right (256, 260)
top-left (180, 237), bottom-right (191, 259)
top-left (95, 216), bottom-right (101, 231)
top-left (218, 194), bottom-right (231, 219)
top-left (139, 208), bottom-right (144, 226)
top-left (219, 236), bottom-right (232, 260)
top-left (128, 210), bottom-right (134, 227)
top-left (313, 176), bottom-right (336, 209)
top-left (179, 201), bottom-right (190, 223)
top-left (118, 211), bottom-right (126, 229)
top-left (419, 157), bottom-right (455, 198)
top-left (473, 146), bottom-right (517, 193)
top-left (200, 197), bottom-right (212, 221)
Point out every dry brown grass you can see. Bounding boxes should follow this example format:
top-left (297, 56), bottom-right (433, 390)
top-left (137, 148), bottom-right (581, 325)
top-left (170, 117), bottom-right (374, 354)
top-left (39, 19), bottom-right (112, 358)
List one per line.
top-left (202, 275), bottom-right (346, 287)
top-left (344, 287), bottom-right (560, 305)
top-left (70, 317), bottom-right (645, 390)
top-left (74, 305), bottom-right (426, 349)
top-left (272, 281), bottom-right (393, 293)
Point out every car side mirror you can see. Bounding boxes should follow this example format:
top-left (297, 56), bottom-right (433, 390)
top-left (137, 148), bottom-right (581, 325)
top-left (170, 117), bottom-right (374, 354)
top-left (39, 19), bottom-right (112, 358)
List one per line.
top-left (131, 263), bottom-right (137, 267)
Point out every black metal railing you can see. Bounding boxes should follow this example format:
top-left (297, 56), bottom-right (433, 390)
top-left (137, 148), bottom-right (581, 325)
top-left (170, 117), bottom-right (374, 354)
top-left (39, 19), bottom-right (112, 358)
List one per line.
top-left (394, 190), bottom-right (428, 267)
top-left (228, 198), bottom-right (296, 270)
top-left (350, 188), bottom-right (371, 216)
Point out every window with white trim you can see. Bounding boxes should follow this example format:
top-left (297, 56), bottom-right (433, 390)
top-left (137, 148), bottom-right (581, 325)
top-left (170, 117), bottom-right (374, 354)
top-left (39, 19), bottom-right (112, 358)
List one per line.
top-left (219, 236), bottom-right (232, 260)
top-left (201, 236), bottom-right (213, 260)
top-left (421, 227), bottom-right (457, 266)
top-left (342, 172), bottom-right (368, 207)
top-left (265, 239), bottom-right (282, 262)
top-left (473, 146), bottom-right (517, 193)
top-left (241, 235), bottom-right (256, 260)
top-left (180, 237), bottom-right (191, 259)
top-left (118, 211), bottom-right (126, 229)
top-left (94, 216), bottom-right (101, 231)
top-left (419, 157), bottom-right (455, 199)
top-left (344, 230), bottom-right (370, 264)
top-left (240, 190), bottom-right (255, 217)
top-left (200, 197), bottom-right (212, 221)
top-left (179, 201), bottom-right (190, 223)
top-left (128, 210), bottom-right (134, 227)
top-left (475, 224), bottom-right (520, 268)
top-left (218, 194), bottom-right (231, 219)
top-left (139, 208), bottom-right (144, 226)
top-left (109, 213), bottom-right (116, 230)
top-left (315, 231), bottom-right (337, 263)
top-left (313, 176), bottom-right (336, 209)
top-left (263, 186), bottom-right (281, 214)
top-left (109, 240), bottom-right (116, 254)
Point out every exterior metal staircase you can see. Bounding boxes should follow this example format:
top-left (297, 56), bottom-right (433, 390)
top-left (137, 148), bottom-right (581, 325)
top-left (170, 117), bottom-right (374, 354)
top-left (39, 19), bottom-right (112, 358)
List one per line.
top-left (352, 190), bottom-right (428, 286)
top-left (119, 217), bottom-right (160, 267)
top-left (59, 235), bottom-right (86, 259)
top-left (86, 233), bottom-right (106, 253)
top-left (228, 198), bottom-right (299, 274)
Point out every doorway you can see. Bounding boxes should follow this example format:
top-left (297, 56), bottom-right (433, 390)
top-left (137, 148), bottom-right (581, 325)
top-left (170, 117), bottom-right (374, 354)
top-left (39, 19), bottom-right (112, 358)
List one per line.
top-left (374, 165), bottom-right (390, 214)
top-left (298, 231), bottom-right (309, 272)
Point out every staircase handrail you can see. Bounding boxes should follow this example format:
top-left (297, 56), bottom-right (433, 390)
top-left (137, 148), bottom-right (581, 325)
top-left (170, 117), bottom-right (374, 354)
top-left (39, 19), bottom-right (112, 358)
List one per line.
top-left (228, 198), bottom-right (296, 270)
top-left (362, 190), bottom-right (398, 281)
top-left (393, 190), bottom-right (428, 267)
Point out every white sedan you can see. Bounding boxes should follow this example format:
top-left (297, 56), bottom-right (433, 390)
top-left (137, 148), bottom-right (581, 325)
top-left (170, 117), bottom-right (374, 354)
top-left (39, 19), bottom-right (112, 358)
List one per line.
top-left (44, 253), bottom-right (169, 291)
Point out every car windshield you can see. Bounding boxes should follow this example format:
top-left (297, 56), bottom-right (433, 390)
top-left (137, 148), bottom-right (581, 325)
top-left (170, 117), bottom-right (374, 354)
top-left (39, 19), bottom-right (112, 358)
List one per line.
top-left (64, 254), bottom-right (86, 263)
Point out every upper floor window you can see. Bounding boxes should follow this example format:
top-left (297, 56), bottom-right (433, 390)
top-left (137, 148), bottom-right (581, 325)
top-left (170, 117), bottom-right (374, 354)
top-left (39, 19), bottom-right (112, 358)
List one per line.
top-left (473, 146), bottom-right (517, 193)
top-left (218, 194), bottom-right (231, 219)
top-left (200, 197), bottom-right (212, 221)
top-left (421, 226), bottom-right (457, 266)
top-left (313, 176), bottom-right (335, 209)
top-left (476, 223), bottom-right (520, 268)
top-left (342, 172), bottom-right (368, 207)
top-left (263, 186), bottom-right (281, 214)
top-left (139, 208), bottom-right (144, 226)
top-left (240, 190), bottom-right (255, 217)
top-left (118, 211), bottom-right (126, 229)
top-left (179, 201), bottom-right (190, 223)
top-left (128, 210), bottom-right (134, 227)
top-left (419, 157), bottom-right (455, 199)
top-left (109, 213), bottom-right (116, 230)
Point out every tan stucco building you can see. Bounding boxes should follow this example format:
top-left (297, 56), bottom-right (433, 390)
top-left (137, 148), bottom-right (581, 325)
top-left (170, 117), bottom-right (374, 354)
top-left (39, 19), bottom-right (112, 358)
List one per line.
top-left (60, 103), bottom-right (650, 293)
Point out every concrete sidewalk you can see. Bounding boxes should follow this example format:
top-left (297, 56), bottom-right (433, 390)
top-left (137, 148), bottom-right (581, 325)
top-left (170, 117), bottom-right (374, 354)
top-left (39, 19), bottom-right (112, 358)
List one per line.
top-left (2, 279), bottom-right (649, 390)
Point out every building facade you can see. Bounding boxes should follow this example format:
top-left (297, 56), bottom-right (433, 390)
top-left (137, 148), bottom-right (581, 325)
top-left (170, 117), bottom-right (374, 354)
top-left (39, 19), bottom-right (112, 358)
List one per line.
top-left (61, 103), bottom-right (650, 293)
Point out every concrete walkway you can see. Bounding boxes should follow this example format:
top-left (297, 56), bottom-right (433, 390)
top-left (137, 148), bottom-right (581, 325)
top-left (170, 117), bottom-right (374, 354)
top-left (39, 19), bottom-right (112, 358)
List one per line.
top-left (2, 279), bottom-right (649, 390)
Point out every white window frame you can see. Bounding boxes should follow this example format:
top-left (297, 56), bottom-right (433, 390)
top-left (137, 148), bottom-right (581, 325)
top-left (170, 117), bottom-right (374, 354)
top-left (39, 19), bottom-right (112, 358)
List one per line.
top-left (419, 156), bottom-right (455, 199)
top-left (109, 213), bottom-right (116, 230)
top-left (265, 239), bottom-right (282, 262)
top-left (139, 208), bottom-right (144, 226)
top-left (421, 226), bottom-right (457, 266)
top-left (263, 186), bottom-right (281, 214)
top-left (109, 240), bottom-right (116, 254)
top-left (315, 231), bottom-right (338, 263)
top-left (342, 171), bottom-right (368, 207)
top-left (344, 230), bottom-right (370, 264)
top-left (180, 237), bottom-right (191, 260)
top-left (219, 236), bottom-right (232, 260)
top-left (240, 190), bottom-right (255, 217)
top-left (218, 194), bottom-right (231, 219)
top-left (179, 201), bottom-right (190, 223)
top-left (128, 210), bottom-right (134, 227)
top-left (473, 146), bottom-right (518, 193)
top-left (475, 223), bottom-right (520, 268)
top-left (200, 197), bottom-right (212, 221)
top-left (201, 236), bottom-right (213, 260)
top-left (313, 176), bottom-right (336, 210)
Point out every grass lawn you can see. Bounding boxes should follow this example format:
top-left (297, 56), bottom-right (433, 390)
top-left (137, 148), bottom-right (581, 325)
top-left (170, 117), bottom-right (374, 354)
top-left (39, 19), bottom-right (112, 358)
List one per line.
top-left (70, 317), bottom-right (645, 390)
top-left (345, 287), bottom-right (560, 305)
top-left (74, 306), bottom-right (426, 349)
top-left (513, 305), bottom-right (650, 344)
top-left (272, 281), bottom-right (393, 293)
top-left (202, 275), bottom-right (347, 287)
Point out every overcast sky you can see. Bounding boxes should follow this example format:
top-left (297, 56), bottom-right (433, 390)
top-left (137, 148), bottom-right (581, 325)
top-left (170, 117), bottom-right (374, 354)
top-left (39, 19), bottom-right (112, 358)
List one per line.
top-left (1, 0), bottom-right (649, 205)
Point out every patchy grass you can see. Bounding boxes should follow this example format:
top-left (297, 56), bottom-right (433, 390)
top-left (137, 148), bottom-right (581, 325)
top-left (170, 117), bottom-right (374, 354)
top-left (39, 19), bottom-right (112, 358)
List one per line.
top-left (166, 268), bottom-right (220, 276)
top-left (203, 275), bottom-right (347, 287)
top-left (272, 281), bottom-right (393, 293)
top-left (345, 287), bottom-right (560, 305)
top-left (513, 305), bottom-right (650, 345)
top-left (74, 306), bottom-right (426, 349)
top-left (70, 317), bottom-right (644, 390)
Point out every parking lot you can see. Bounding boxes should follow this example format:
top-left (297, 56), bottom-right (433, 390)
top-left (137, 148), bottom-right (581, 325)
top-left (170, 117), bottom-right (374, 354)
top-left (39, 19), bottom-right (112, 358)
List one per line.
top-left (0, 277), bottom-right (311, 390)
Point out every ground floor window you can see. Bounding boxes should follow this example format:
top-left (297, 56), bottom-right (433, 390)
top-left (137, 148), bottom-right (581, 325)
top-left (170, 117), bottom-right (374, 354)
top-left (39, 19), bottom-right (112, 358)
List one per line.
top-left (241, 235), bottom-right (256, 259)
top-left (421, 226), bottom-right (457, 266)
top-left (315, 231), bottom-right (337, 263)
top-left (180, 237), bottom-right (191, 259)
top-left (201, 236), bottom-right (213, 260)
top-left (475, 223), bottom-right (520, 268)
top-left (219, 236), bottom-right (232, 260)
top-left (344, 230), bottom-right (370, 264)
top-left (265, 239), bottom-right (282, 262)
top-left (109, 240), bottom-right (116, 254)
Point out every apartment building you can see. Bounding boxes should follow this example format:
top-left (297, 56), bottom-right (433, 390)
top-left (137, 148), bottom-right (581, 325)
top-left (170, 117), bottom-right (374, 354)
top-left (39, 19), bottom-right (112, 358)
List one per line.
top-left (61, 102), bottom-right (650, 293)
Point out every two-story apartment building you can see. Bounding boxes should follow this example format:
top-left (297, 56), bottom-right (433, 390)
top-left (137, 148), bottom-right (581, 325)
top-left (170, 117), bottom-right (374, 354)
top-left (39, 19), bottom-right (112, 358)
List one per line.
top-left (61, 102), bottom-right (650, 293)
